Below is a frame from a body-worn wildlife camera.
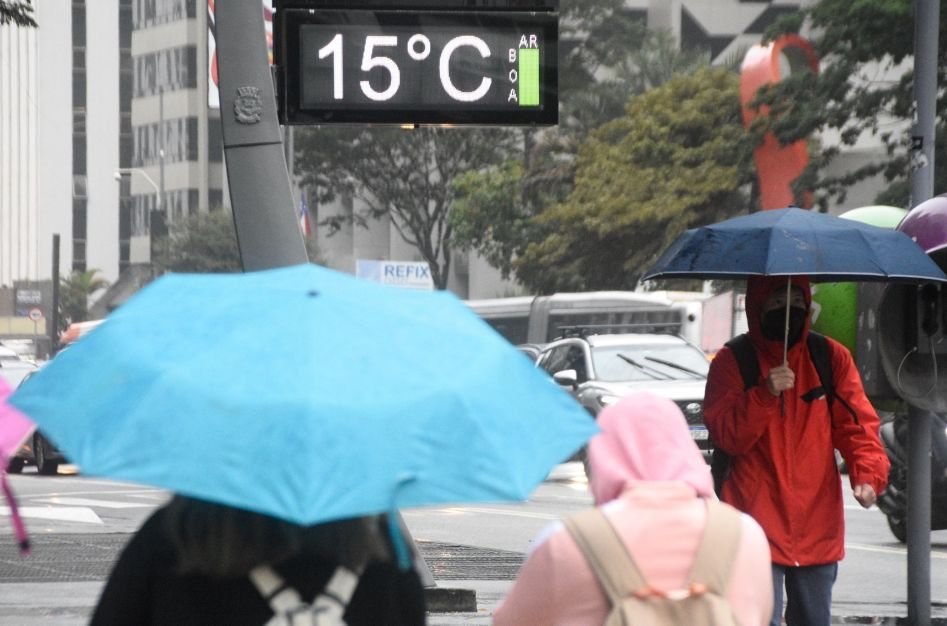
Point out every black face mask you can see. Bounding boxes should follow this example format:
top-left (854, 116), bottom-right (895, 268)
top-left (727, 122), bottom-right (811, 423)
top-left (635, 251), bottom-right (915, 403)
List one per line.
top-left (761, 306), bottom-right (808, 346)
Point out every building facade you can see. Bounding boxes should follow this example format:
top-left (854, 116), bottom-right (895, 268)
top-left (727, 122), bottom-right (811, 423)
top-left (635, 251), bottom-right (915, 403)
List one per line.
top-left (2, 0), bottom-right (897, 321)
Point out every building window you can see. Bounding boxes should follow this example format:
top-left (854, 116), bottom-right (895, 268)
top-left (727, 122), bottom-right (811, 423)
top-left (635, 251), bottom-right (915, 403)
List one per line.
top-left (73, 0), bottom-right (87, 272)
top-left (72, 200), bottom-right (87, 240)
top-left (133, 0), bottom-right (195, 30)
top-left (209, 189), bottom-right (223, 209)
top-left (133, 116), bottom-right (199, 166)
top-left (208, 117), bottom-right (222, 162)
top-left (72, 242), bottom-right (87, 273)
top-left (133, 46), bottom-right (197, 97)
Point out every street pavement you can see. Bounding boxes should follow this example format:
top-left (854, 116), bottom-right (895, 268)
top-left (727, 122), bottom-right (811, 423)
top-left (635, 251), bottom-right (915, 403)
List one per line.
top-left (2, 463), bottom-right (947, 624)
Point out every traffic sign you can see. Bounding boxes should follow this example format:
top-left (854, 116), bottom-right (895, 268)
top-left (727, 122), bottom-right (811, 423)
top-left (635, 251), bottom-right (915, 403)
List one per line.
top-left (28, 308), bottom-right (44, 322)
top-left (274, 1), bottom-right (558, 126)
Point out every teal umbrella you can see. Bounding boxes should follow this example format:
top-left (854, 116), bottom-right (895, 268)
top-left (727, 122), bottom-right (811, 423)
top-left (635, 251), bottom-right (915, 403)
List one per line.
top-left (11, 264), bottom-right (595, 530)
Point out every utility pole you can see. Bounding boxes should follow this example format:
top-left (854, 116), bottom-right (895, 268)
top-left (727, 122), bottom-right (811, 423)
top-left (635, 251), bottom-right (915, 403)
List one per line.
top-left (49, 234), bottom-right (60, 357)
top-left (158, 87), bottom-right (165, 225)
top-left (214, 1), bottom-right (305, 271)
top-left (906, 1), bottom-right (939, 624)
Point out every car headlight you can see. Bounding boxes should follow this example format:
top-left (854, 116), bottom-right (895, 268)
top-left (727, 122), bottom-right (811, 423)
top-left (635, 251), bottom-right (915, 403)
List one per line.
top-left (683, 402), bottom-right (703, 416)
top-left (599, 394), bottom-right (620, 407)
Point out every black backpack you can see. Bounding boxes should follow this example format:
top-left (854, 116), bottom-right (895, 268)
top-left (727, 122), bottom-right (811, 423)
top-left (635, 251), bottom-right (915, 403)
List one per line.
top-left (710, 331), bottom-right (842, 497)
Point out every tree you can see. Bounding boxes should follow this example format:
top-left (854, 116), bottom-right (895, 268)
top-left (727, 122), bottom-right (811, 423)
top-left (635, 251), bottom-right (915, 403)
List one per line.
top-left (59, 269), bottom-right (108, 329)
top-left (152, 208), bottom-right (321, 273)
top-left (293, 0), bottom-right (657, 290)
top-left (513, 67), bottom-right (756, 293)
top-left (294, 126), bottom-right (514, 289)
top-left (0, 1), bottom-right (36, 27)
top-left (451, 27), bottom-right (711, 281)
top-left (755, 0), bottom-right (947, 208)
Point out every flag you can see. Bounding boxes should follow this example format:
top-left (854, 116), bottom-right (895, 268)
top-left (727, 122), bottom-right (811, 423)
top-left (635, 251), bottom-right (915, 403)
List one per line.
top-left (298, 194), bottom-right (312, 238)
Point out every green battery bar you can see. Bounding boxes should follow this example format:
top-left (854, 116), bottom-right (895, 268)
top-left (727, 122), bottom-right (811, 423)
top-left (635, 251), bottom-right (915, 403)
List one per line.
top-left (518, 48), bottom-right (540, 107)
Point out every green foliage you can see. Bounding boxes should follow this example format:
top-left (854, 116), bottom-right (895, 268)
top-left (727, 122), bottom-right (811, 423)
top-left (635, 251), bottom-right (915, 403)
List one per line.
top-left (153, 209), bottom-right (242, 273)
top-left (294, 126), bottom-right (514, 289)
top-left (294, 0), bottom-right (662, 290)
top-left (452, 21), bottom-right (710, 282)
top-left (152, 208), bottom-right (323, 274)
top-left (59, 269), bottom-right (108, 329)
top-left (514, 67), bottom-right (756, 293)
top-left (451, 161), bottom-right (535, 279)
top-left (0, 1), bottom-right (36, 27)
top-left (755, 0), bottom-right (947, 208)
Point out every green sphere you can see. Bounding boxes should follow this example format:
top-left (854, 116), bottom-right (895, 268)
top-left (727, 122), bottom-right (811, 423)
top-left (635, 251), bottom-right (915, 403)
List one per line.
top-left (810, 206), bottom-right (907, 353)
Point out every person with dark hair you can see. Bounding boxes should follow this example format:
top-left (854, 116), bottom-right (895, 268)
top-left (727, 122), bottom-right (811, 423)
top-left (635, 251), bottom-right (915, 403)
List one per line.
top-left (90, 495), bottom-right (425, 625)
top-left (704, 275), bottom-right (889, 626)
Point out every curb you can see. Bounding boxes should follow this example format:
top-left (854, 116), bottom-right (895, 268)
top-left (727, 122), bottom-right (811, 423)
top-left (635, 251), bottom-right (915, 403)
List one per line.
top-left (424, 587), bottom-right (477, 613)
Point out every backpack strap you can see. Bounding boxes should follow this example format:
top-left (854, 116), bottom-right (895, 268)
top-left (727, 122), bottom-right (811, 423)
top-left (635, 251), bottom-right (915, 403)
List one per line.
top-left (563, 508), bottom-right (649, 604)
top-left (727, 332), bottom-right (835, 399)
top-left (249, 565), bottom-right (307, 618)
top-left (249, 565), bottom-right (359, 626)
top-left (805, 332), bottom-right (834, 406)
top-left (724, 334), bottom-right (760, 391)
top-left (713, 334), bottom-right (759, 496)
top-left (686, 501), bottom-right (743, 595)
top-left (805, 331), bottom-right (864, 426)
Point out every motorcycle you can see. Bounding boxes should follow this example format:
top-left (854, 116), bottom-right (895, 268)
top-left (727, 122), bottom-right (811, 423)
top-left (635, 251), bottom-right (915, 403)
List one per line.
top-left (875, 411), bottom-right (947, 542)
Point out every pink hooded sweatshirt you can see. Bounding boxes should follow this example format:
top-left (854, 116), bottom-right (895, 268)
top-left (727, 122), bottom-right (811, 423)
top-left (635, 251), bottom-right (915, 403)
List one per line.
top-left (493, 392), bottom-right (773, 626)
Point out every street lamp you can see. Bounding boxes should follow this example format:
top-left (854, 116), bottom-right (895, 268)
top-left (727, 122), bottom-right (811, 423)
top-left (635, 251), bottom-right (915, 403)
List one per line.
top-left (114, 167), bottom-right (163, 264)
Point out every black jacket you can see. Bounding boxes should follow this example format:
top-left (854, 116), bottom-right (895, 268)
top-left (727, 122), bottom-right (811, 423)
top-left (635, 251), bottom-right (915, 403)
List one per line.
top-left (90, 508), bottom-right (426, 625)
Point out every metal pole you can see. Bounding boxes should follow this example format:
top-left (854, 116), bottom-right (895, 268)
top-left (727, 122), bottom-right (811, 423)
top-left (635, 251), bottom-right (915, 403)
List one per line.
top-left (214, 0), bottom-right (306, 271)
top-left (49, 234), bottom-right (60, 357)
top-left (158, 88), bottom-right (165, 219)
top-left (907, 0), bottom-right (939, 623)
top-left (214, 0), bottom-right (438, 592)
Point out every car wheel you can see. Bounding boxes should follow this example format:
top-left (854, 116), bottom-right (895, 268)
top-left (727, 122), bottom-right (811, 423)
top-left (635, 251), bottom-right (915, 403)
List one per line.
top-left (6, 457), bottom-right (25, 474)
top-left (34, 433), bottom-right (59, 476)
top-left (886, 512), bottom-right (907, 544)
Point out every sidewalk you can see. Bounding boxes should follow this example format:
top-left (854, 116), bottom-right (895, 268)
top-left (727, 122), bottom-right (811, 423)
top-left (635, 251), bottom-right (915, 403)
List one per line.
top-left (2, 578), bottom-right (946, 625)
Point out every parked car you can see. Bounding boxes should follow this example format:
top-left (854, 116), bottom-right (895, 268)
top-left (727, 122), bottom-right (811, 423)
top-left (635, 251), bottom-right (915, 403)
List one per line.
top-left (0, 345), bottom-right (23, 361)
top-left (516, 343), bottom-right (546, 363)
top-left (2, 362), bottom-right (66, 475)
top-left (535, 331), bottom-right (712, 473)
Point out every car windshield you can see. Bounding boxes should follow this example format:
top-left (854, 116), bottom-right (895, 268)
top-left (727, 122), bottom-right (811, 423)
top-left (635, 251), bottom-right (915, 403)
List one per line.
top-left (591, 343), bottom-right (710, 382)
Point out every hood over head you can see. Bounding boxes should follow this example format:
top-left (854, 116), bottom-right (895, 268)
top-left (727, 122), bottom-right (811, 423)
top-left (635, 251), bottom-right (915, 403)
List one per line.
top-left (745, 275), bottom-right (812, 355)
top-left (587, 391), bottom-right (714, 504)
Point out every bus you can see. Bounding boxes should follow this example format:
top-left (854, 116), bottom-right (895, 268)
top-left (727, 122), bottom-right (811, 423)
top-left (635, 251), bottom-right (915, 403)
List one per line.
top-left (465, 291), bottom-right (709, 347)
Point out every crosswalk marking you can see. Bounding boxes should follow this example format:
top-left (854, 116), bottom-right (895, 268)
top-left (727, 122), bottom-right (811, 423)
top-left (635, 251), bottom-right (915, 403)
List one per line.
top-left (0, 506), bottom-right (102, 524)
top-left (30, 497), bottom-right (153, 509)
top-left (404, 506), bottom-right (559, 520)
top-left (846, 542), bottom-right (947, 559)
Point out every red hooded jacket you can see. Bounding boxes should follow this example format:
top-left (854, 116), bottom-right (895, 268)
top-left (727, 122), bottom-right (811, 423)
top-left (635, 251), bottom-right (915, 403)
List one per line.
top-left (704, 275), bottom-right (889, 566)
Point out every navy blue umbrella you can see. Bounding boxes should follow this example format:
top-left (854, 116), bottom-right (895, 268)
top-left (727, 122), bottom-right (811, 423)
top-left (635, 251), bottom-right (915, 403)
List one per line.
top-left (643, 207), bottom-right (947, 284)
top-left (643, 207), bottom-right (947, 364)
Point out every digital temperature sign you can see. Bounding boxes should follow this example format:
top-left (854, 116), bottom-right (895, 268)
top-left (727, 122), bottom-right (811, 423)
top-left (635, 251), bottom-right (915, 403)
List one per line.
top-left (276, 8), bottom-right (558, 126)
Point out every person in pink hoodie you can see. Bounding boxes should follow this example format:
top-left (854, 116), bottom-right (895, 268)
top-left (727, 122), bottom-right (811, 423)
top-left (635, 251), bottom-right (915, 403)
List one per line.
top-left (493, 391), bottom-right (773, 626)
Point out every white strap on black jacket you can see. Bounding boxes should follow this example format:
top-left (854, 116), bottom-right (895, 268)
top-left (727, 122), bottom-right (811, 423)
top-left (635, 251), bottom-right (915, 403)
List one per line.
top-left (249, 564), bottom-right (359, 626)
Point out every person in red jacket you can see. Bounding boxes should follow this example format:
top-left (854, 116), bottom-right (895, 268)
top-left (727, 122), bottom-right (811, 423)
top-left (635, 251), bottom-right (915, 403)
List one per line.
top-left (704, 275), bottom-right (889, 626)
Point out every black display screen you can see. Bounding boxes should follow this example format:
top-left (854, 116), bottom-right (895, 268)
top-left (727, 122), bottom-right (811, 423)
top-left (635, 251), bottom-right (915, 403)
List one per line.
top-left (277, 8), bottom-right (558, 125)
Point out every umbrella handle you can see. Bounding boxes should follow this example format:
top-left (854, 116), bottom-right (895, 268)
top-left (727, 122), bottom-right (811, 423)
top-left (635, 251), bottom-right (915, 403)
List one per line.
top-left (783, 277), bottom-right (791, 365)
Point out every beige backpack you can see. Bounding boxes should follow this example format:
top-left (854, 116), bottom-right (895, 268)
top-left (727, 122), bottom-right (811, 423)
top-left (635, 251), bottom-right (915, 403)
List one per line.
top-left (563, 500), bottom-right (743, 626)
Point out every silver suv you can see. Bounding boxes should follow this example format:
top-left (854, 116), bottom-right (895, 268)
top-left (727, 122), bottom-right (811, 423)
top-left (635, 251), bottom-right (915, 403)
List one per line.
top-left (536, 332), bottom-right (713, 463)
